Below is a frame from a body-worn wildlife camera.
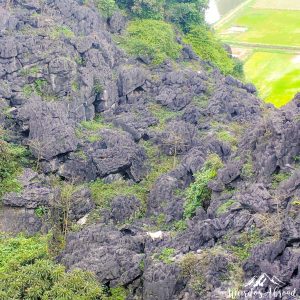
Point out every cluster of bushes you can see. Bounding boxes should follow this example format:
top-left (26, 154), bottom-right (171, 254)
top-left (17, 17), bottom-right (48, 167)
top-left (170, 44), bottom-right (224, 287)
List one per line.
top-left (117, 0), bottom-right (208, 32)
top-left (0, 233), bottom-right (128, 299)
top-left (119, 19), bottom-right (182, 65)
top-left (113, 0), bottom-right (243, 75)
top-left (0, 234), bottom-right (107, 299)
top-left (184, 25), bottom-right (243, 76)
top-left (184, 154), bottom-right (223, 219)
top-left (0, 129), bottom-right (29, 199)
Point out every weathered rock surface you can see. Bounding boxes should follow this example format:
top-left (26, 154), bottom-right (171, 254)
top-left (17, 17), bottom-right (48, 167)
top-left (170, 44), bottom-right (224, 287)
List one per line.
top-left (59, 225), bottom-right (146, 287)
top-left (1, 0), bottom-right (300, 299)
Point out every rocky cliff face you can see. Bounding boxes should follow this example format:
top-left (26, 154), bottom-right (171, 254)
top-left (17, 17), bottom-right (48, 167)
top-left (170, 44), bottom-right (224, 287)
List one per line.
top-left (1, 1), bottom-right (300, 299)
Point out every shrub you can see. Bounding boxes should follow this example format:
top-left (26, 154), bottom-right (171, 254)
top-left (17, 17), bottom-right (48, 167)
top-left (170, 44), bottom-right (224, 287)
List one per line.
top-left (155, 247), bottom-right (175, 264)
top-left (89, 141), bottom-right (175, 219)
top-left (241, 156), bottom-right (254, 179)
top-left (184, 25), bottom-right (235, 75)
top-left (184, 154), bottom-right (223, 219)
top-left (131, 0), bottom-right (164, 19)
top-left (119, 19), bottom-right (182, 65)
top-left (117, 0), bottom-right (208, 31)
top-left (216, 199), bottom-right (236, 216)
top-left (108, 287), bottom-right (128, 300)
top-left (217, 130), bottom-right (237, 147)
top-left (227, 229), bottom-right (262, 261)
top-left (0, 135), bottom-right (28, 199)
top-left (0, 234), bottom-right (106, 299)
top-left (271, 172), bottom-right (290, 188)
top-left (148, 102), bottom-right (181, 131)
top-left (95, 0), bottom-right (117, 17)
top-left (165, 1), bottom-right (207, 33)
top-left (50, 25), bottom-right (75, 39)
top-left (90, 178), bottom-right (146, 210)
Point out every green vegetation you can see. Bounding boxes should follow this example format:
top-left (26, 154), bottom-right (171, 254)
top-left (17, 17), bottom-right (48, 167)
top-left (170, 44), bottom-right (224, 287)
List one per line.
top-left (80, 117), bottom-right (112, 131)
top-left (155, 247), bottom-right (175, 264)
top-left (93, 81), bottom-right (104, 94)
top-left (148, 102), bottom-right (181, 131)
top-left (0, 131), bottom-right (29, 199)
top-left (217, 199), bottom-right (236, 216)
top-left (244, 51), bottom-right (300, 107)
top-left (180, 248), bottom-right (231, 296)
top-left (184, 26), bottom-right (242, 76)
top-left (292, 199), bottom-right (300, 206)
top-left (108, 287), bottom-right (128, 300)
top-left (76, 116), bottom-right (113, 142)
top-left (119, 19), bottom-right (182, 65)
top-left (90, 141), bottom-right (174, 218)
top-left (20, 66), bottom-right (41, 77)
top-left (216, 1), bottom-right (300, 107)
top-left (95, 0), bottom-right (117, 17)
top-left (50, 25), bottom-right (75, 39)
top-left (192, 95), bottom-right (209, 109)
top-left (117, 0), bottom-right (208, 32)
top-left (216, 130), bottom-right (238, 148)
top-left (227, 229), bottom-right (262, 261)
top-left (241, 155), bottom-right (254, 179)
top-left (22, 79), bottom-right (56, 101)
top-left (211, 121), bottom-right (245, 138)
top-left (271, 171), bottom-right (290, 188)
top-left (184, 154), bottom-right (223, 219)
top-left (90, 178), bottom-right (145, 212)
top-left (146, 214), bottom-right (188, 232)
top-left (218, 8), bottom-right (300, 47)
top-left (0, 234), bottom-right (106, 299)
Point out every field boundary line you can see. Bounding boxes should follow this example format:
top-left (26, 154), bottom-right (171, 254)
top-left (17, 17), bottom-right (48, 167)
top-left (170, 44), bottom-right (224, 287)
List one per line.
top-left (222, 41), bottom-right (300, 53)
top-left (214, 0), bottom-right (254, 30)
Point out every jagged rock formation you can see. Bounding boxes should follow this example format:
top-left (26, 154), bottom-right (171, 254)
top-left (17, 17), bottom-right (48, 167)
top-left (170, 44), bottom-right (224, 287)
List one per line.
top-left (1, 1), bottom-right (300, 299)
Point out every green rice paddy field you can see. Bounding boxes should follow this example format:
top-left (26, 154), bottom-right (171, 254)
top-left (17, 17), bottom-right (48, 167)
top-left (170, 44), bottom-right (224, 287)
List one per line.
top-left (244, 52), bottom-right (300, 107)
top-left (216, 0), bottom-right (300, 107)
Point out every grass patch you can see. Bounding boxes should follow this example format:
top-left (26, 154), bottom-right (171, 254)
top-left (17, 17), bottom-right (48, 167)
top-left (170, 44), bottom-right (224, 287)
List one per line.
top-left (119, 19), bottom-right (182, 65)
top-left (271, 171), bottom-right (290, 188)
top-left (20, 66), bottom-right (41, 77)
top-left (227, 229), bottom-right (262, 261)
top-left (76, 116), bottom-right (113, 142)
top-left (217, 199), bottom-right (236, 216)
top-left (0, 134), bottom-right (29, 199)
top-left (154, 248), bottom-right (175, 264)
top-left (0, 233), bottom-right (106, 299)
top-left (22, 79), bottom-right (57, 101)
top-left (94, 0), bottom-right (117, 18)
top-left (184, 154), bottom-right (223, 219)
top-left (90, 178), bottom-right (146, 211)
top-left (148, 103), bottom-right (180, 131)
top-left (241, 155), bottom-right (254, 179)
top-left (90, 141), bottom-right (174, 217)
top-left (50, 25), bottom-right (75, 39)
top-left (184, 25), bottom-right (242, 76)
top-left (244, 51), bottom-right (300, 107)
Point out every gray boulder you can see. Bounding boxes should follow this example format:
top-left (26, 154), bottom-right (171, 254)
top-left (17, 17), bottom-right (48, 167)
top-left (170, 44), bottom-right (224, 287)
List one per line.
top-left (110, 195), bottom-right (141, 223)
top-left (237, 184), bottom-right (276, 213)
top-left (59, 224), bottom-right (146, 287)
top-left (90, 129), bottom-right (147, 181)
top-left (17, 101), bottom-right (78, 160)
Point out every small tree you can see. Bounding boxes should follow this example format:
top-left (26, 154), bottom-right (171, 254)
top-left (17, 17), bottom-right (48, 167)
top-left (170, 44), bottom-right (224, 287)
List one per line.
top-left (48, 179), bottom-right (80, 255)
top-left (161, 127), bottom-right (189, 168)
top-left (28, 138), bottom-right (46, 170)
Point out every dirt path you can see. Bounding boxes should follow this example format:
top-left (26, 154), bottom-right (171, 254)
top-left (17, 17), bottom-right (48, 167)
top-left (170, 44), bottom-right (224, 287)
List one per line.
top-left (222, 41), bottom-right (300, 54)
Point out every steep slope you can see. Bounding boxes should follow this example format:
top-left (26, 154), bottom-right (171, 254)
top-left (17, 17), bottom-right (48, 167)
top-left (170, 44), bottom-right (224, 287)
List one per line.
top-left (0, 1), bottom-right (300, 299)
